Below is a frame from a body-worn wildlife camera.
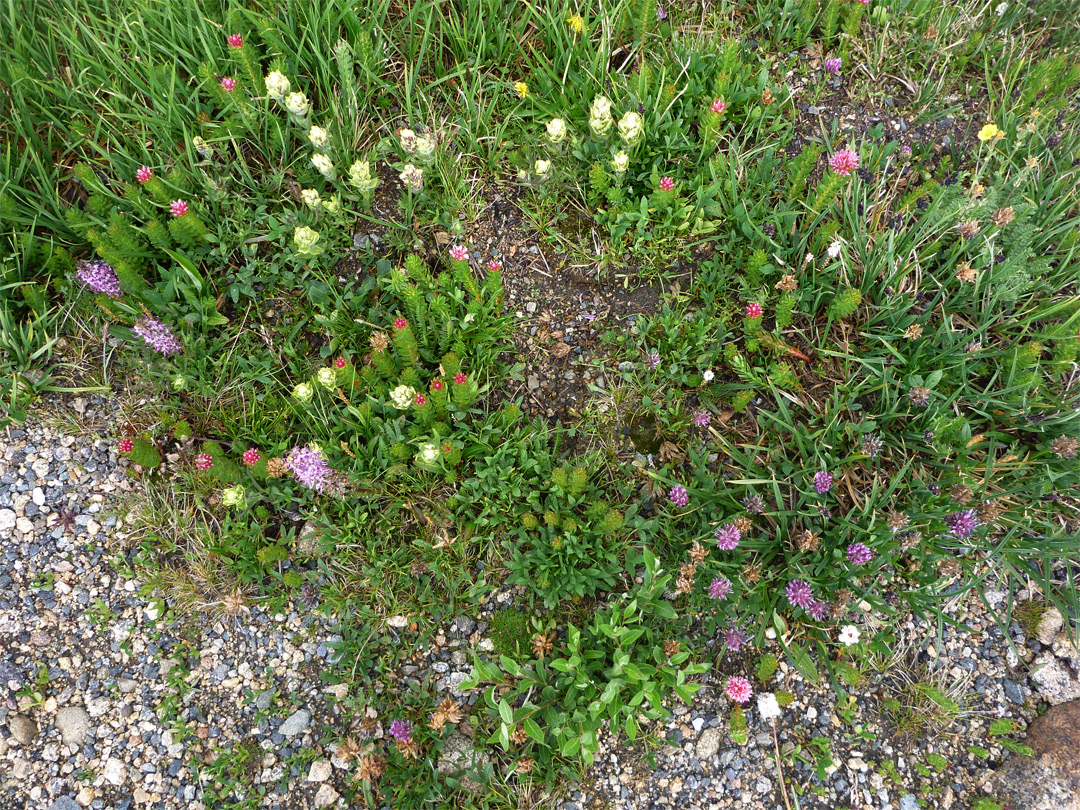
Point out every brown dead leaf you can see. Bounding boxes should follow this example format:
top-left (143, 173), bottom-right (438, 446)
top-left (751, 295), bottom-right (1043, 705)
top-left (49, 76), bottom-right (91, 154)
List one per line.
top-left (434, 231), bottom-right (451, 245)
top-left (549, 341), bottom-right (572, 359)
top-left (658, 441), bottom-right (685, 464)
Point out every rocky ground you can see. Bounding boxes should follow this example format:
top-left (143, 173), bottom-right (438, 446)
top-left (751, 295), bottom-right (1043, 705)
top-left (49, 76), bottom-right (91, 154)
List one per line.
top-left (2, 404), bottom-right (1078, 810)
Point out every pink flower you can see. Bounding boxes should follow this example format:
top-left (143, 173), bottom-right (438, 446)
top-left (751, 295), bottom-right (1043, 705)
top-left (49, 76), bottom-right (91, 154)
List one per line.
top-left (824, 58), bottom-right (842, 75)
top-left (488, 259), bottom-right (502, 272)
top-left (136, 166), bottom-right (153, 183)
top-left (195, 454), bottom-right (214, 471)
top-left (228, 34), bottom-right (243, 48)
top-left (745, 302), bottom-right (763, 319)
top-left (170, 199), bottom-right (188, 218)
top-left (449, 245), bottom-right (469, 262)
top-left (118, 438), bottom-right (134, 454)
top-left (692, 409), bottom-right (711, 427)
top-left (786, 579), bottom-right (815, 609)
top-left (711, 98), bottom-right (727, 114)
top-left (813, 470), bottom-right (833, 494)
top-left (415, 393), bottom-right (427, 406)
top-left (220, 77), bottom-right (236, 92)
top-left (829, 149), bottom-right (860, 176)
top-left (431, 379), bottom-right (444, 391)
top-left (668, 485), bottom-right (689, 507)
top-left (708, 576), bottom-right (732, 600)
top-left (847, 542), bottom-right (873, 565)
top-left (646, 352), bottom-right (661, 370)
top-left (725, 676), bottom-right (753, 704)
top-left (335, 357), bottom-right (347, 368)
top-left (242, 448), bottom-right (261, 466)
top-left (659, 176), bottom-right (675, 192)
top-left (714, 523), bottom-right (741, 550)
top-left (393, 317), bottom-right (408, 330)
top-left (453, 373), bottom-right (467, 385)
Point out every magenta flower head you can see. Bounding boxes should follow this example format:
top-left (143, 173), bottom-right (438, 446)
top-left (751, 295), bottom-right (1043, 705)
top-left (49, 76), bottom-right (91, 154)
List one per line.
top-left (808, 599), bottom-right (829, 621)
top-left (646, 352), bottom-right (661, 370)
top-left (711, 98), bottom-right (727, 114)
top-left (668, 485), bottom-right (689, 507)
top-left (136, 165), bottom-right (153, 183)
top-left (786, 579), bottom-right (815, 609)
top-left (725, 676), bottom-right (753, 704)
top-left (170, 199), bottom-right (189, 218)
top-left (194, 453), bottom-right (213, 471)
top-left (118, 438), bottom-right (134, 454)
top-left (220, 77), bottom-right (236, 92)
top-left (745, 302), bottom-right (763, 319)
top-left (488, 259), bottom-right (502, 272)
top-left (708, 576), bottom-right (732, 600)
top-left (453, 373), bottom-right (467, 385)
top-left (388, 719), bottom-right (412, 742)
top-left (228, 34), bottom-right (243, 48)
top-left (286, 444), bottom-right (333, 492)
top-left (692, 409), bottom-right (711, 427)
top-left (134, 315), bottom-right (183, 355)
top-left (656, 4), bottom-right (667, 20)
top-left (449, 244), bottom-right (469, 262)
top-left (945, 509), bottom-right (979, 539)
top-left (659, 176), bottom-right (675, 192)
top-left (847, 542), bottom-right (873, 565)
top-left (824, 58), bottom-right (842, 75)
top-left (714, 523), bottom-right (741, 550)
top-left (829, 149), bottom-right (860, 176)
top-left (813, 470), bottom-right (833, 494)
top-left (76, 260), bottom-right (123, 298)
top-left (723, 626), bottom-right (747, 652)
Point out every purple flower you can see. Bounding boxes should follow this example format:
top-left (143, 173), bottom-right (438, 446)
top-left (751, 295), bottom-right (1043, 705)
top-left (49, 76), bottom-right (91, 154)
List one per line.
top-left (656, 4), bottom-right (667, 20)
top-left (813, 470), bottom-right (833, 494)
top-left (847, 542), bottom-right (873, 565)
top-left (945, 510), bottom-right (979, 539)
top-left (692, 409), bottom-right (711, 427)
top-left (714, 523), bottom-right (741, 550)
top-left (708, 576), bottom-right (732, 600)
top-left (824, 58), bottom-right (842, 75)
top-left (133, 316), bottom-right (183, 355)
top-left (647, 352), bottom-right (661, 370)
top-left (286, 444), bottom-right (333, 492)
top-left (722, 626), bottom-right (747, 652)
top-left (668, 485), bottom-right (689, 507)
top-left (808, 599), bottom-right (829, 621)
top-left (76, 260), bottom-right (122, 297)
top-left (388, 719), bottom-right (412, 742)
top-left (786, 579), bottom-right (815, 609)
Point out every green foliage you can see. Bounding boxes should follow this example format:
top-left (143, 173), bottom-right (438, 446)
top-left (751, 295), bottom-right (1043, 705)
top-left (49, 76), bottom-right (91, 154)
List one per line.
top-left (128, 439), bottom-right (163, 468)
top-left (828, 288), bottom-right (863, 320)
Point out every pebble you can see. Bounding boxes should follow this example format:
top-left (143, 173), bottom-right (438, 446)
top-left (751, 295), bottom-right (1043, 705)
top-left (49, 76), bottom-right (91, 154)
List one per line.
top-left (279, 709), bottom-right (311, 737)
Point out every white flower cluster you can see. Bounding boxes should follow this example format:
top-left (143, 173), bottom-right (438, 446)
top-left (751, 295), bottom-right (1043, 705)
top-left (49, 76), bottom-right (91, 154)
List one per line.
top-left (389, 384), bottom-right (417, 410)
top-left (589, 95), bottom-right (613, 137)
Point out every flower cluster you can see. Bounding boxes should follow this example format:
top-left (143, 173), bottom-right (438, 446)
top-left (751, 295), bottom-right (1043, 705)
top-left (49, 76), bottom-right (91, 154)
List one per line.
top-left (286, 444), bottom-right (333, 492)
top-left (829, 149), bottom-right (860, 176)
top-left (133, 316), bottom-right (183, 355)
top-left (76, 260), bottom-right (122, 298)
top-left (668, 485), bottom-right (689, 508)
top-left (714, 523), bottom-right (741, 550)
top-left (725, 676), bottom-right (752, 704)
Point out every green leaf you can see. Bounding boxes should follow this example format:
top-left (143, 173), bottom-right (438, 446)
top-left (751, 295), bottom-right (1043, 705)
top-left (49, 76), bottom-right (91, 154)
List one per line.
top-left (625, 714), bottom-right (638, 741)
top-left (499, 699), bottom-right (513, 725)
top-left (524, 717), bottom-right (545, 743)
top-left (560, 735), bottom-right (581, 757)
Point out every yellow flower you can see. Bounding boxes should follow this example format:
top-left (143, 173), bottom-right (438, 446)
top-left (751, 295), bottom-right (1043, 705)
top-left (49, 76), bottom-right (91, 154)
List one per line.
top-left (1030, 108), bottom-right (1041, 119)
top-left (977, 123), bottom-right (1000, 142)
top-left (567, 14), bottom-right (584, 33)
top-left (513, 81), bottom-right (529, 99)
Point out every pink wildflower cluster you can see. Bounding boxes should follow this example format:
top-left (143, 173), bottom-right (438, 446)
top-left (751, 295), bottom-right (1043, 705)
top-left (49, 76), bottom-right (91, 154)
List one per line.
top-left (228, 34), bottom-right (243, 48)
top-left (136, 165), bottom-right (153, 183)
top-left (711, 98), bottom-right (726, 114)
top-left (692, 409), bottom-right (711, 427)
top-left (220, 77), bottom-right (236, 92)
top-left (393, 317), bottom-right (408, 330)
top-left (285, 444), bottom-right (333, 492)
top-left (76, 260), bottom-right (123, 298)
top-left (659, 176), bottom-right (675, 192)
top-left (708, 576), bottom-right (732, 600)
top-left (453, 373), bottom-right (467, 385)
top-left (745, 302), bottom-right (763, 319)
top-left (170, 199), bottom-right (189, 218)
top-left (242, 448), bottom-right (261, 466)
top-left (824, 58), bottom-right (842, 74)
top-left (714, 523), bottom-right (741, 550)
top-left (449, 245), bottom-right (469, 262)
top-left (668, 485), bottom-right (689, 507)
top-left (118, 438), bottom-right (134, 454)
top-left (813, 470), bottom-right (833, 494)
top-left (195, 454), bottom-right (214, 471)
top-left (847, 542), bottom-right (873, 565)
top-left (829, 149), bottom-right (860, 176)
top-left (133, 316), bottom-right (183, 355)
top-left (725, 676), bottom-right (752, 704)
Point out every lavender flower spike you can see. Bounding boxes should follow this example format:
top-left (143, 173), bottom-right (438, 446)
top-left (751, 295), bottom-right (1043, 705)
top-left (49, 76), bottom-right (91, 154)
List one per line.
top-left (76, 259), bottom-right (123, 297)
top-left (286, 443), bottom-right (333, 492)
top-left (133, 316), bottom-right (183, 355)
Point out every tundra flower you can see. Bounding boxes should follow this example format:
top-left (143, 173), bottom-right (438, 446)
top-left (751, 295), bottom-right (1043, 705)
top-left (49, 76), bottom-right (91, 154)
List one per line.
top-left (646, 352), bottom-right (661, 370)
top-left (757, 692), bottom-right (781, 721)
top-left (829, 149), bottom-right (860, 176)
top-left (414, 393), bottom-right (426, 406)
top-left (292, 382), bottom-right (313, 401)
top-left (786, 579), bottom-right (814, 609)
top-left (119, 438), bottom-right (134, 454)
top-left (399, 164), bottom-right (423, 192)
top-left (195, 454), bottom-right (214, 471)
top-left (192, 136), bottom-right (211, 156)
top-left (388, 719), bottom-right (412, 742)
top-left (723, 626), bottom-right (747, 652)
top-left (702, 369), bottom-right (715, 382)
top-left (293, 226), bottom-right (322, 256)
top-left (567, 14), bottom-right (584, 33)
top-left (546, 118), bottom-right (568, 143)
top-left (824, 58), bottom-right (842, 74)
top-left (449, 245), bottom-right (469, 262)
top-left (390, 385), bottom-right (417, 410)
top-left (838, 625), bottom-right (861, 646)
top-left (394, 317), bottom-right (408, 330)
top-left (134, 316), bottom-right (183, 355)
top-left (945, 509), bottom-right (979, 539)
top-left (301, 188), bottom-right (321, 210)
top-left (487, 260), bottom-right (501, 272)
top-left (170, 199), bottom-right (189, 218)
top-left (513, 81), bottom-right (529, 99)
top-left (311, 153), bottom-right (334, 179)
top-left (711, 98), bottom-right (727, 114)
top-left (656, 4), bottom-right (667, 19)
top-left (321, 195), bottom-right (341, 214)
top-left (977, 123), bottom-right (1001, 142)
top-left (589, 96), bottom-right (613, 137)
top-left (265, 71), bottom-right (290, 101)
top-left (349, 160), bottom-right (379, 191)
top-left (808, 600), bottom-right (829, 621)
top-left (668, 485), bottom-right (689, 507)
top-left (659, 176), bottom-right (674, 191)
top-left (692, 409), bottom-right (711, 427)
top-left (220, 77), bottom-right (236, 92)
top-left (847, 543), bottom-right (873, 565)
top-left (228, 34), bottom-right (243, 48)
top-left (308, 126), bottom-right (329, 148)
top-left (617, 110), bottom-right (643, 145)
top-left (611, 151), bottom-right (630, 173)
top-left (533, 159), bottom-right (551, 177)
top-left (242, 448), bottom-right (261, 466)
top-left (221, 485), bottom-right (246, 507)
top-left (316, 367), bottom-right (338, 390)
top-left (285, 91), bottom-right (310, 117)
top-left (813, 470), bottom-right (833, 494)
top-left (725, 676), bottom-right (752, 704)
top-left (136, 165), bottom-right (153, 183)
top-left (714, 523), bottom-right (741, 550)
top-left (76, 260), bottom-right (122, 297)
top-left (286, 443), bottom-right (333, 492)
top-left (708, 576), bottom-right (732, 600)
top-left (419, 443), bottom-right (440, 465)
top-left (745, 302), bottom-right (763, 319)
top-left (827, 239), bottom-right (844, 259)
top-left (414, 134), bottom-right (436, 160)
top-left (399, 129), bottom-right (418, 153)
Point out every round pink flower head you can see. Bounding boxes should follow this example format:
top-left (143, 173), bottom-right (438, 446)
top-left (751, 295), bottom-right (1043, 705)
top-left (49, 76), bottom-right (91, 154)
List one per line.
top-left (786, 579), bottom-right (815, 609)
top-left (723, 626), bottom-right (747, 652)
top-left (829, 149), bottom-right (860, 176)
top-left (170, 199), bottom-right (188, 218)
top-left (745, 302), bottom-right (763, 319)
top-left (453, 373), bottom-right (467, 385)
top-left (449, 244), bottom-right (469, 262)
top-left (725, 676), bottom-right (753, 704)
top-left (714, 523), bottom-right (741, 550)
top-left (195, 453), bottom-right (213, 471)
top-left (709, 576), bottom-right (732, 600)
top-left (692, 409), bottom-right (711, 427)
top-left (388, 719), bottom-right (412, 742)
top-left (808, 599), bottom-right (829, 621)
top-left (711, 98), bottom-right (727, 114)
top-left (136, 165), bottom-right (153, 183)
top-left (668, 485), bottom-right (689, 508)
top-left (646, 352), bottom-right (661, 370)
top-left (242, 448), bottom-right (261, 466)
top-left (659, 176), bottom-right (675, 191)
top-left (393, 317), bottom-right (408, 330)
top-left (813, 470), bottom-right (833, 494)
top-left (285, 444), bottom-right (333, 492)
top-left (847, 542), bottom-right (873, 565)
top-left (220, 77), bottom-right (236, 92)
top-left (118, 438), bottom-right (134, 454)
top-left (228, 34), bottom-right (243, 48)
top-left (824, 58), bottom-right (842, 75)
top-left (488, 259), bottom-right (502, 272)
top-left (945, 509), bottom-right (979, 539)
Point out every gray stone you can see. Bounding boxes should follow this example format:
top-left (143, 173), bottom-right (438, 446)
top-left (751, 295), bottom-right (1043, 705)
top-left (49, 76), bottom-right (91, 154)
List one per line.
top-left (1036, 607), bottom-right (1064, 645)
top-left (48, 799), bottom-right (81, 810)
top-left (56, 706), bottom-right (91, 746)
top-left (1031, 653), bottom-right (1080, 705)
top-left (7, 714), bottom-right (38, 746)
top-left (988, 700), bottom-right (1080, 810)
top-left (695, 728), bottom-right (721, 759)
top-left (279, 709), bottom-right (311, 737)
top-left (1003, 679), bottom-right (1025, 705)
top-left (0, 509), bottom-right (16, 532)
top-left (437, 732), bottom-right (490, 793)
top-left (899, 795), bottom-right (919, 810)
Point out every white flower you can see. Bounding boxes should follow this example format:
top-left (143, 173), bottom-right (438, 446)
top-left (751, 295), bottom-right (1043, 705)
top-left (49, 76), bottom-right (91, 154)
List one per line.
top-left (399, 163), bottom-right (423, 192)
top-left (702, 369), bottom-right (715, 382)
top-left (804, 252), bottom-right (814, 265)
top-left (995, 1), bottom-right (1007, 14)
top-left (827, 239), bottom-right (844, 259)
top-left (308, 126), bottom-right (329, 148)
top-left (311, 153), bottom-right (334, 179)
top-left (534, 159), bottom-right (551, 177)
top-left (389, 384), bottom-right (417, 410)
top-left (589, 96), bottom-right (613, 137)
top-left (611, 150), bottom-right (630, 174)
top-left (316, 367), bottom-right (338, 390)
top-left (301, 188), bottom-right (321, 210)
top-left (192, 136), bottom-right (211, 157)
top-left (292, 382), bottom-right (314, 401)
top-left (221, 485), bottom-right (246, 507)
top-left (838, 625), bottom-right (861, 646)
top-left (618, 110), bottom-right (643, 144)
top-left (418, 443), bottom-right (440, 465)
top-left (265, 71), bottom-right (290, 101)
top-left (293, 226), bottom-right (322, 256)
top-left (462, 313), bottom-right (476, 324)
top-left (414, 134), bottom-right (436, 160)
top-left (349, 160), bottom-right (379, 192)
top-left (321, 194), bottom-right (341, 214)
top-left (546, 118), bottom-right (568, 143)
top-left (757, 692), bottom-right (781, 722)
top-left (399, 128), bottom-right (418, 153)
top-left (285, 91), bottom-right (310, 117)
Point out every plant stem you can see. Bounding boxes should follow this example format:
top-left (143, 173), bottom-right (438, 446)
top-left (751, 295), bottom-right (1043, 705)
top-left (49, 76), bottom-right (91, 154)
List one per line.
top-left (773, 722), bottom-right (793, 810)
